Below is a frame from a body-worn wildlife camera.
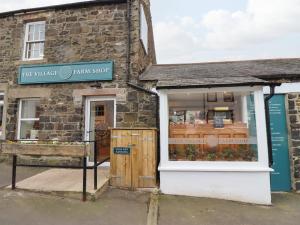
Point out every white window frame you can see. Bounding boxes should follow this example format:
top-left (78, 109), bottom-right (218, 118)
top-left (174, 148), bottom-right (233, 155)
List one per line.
top-left (84, 96), bottom-right (117, 166)
top-left (23, 21), bottom-right (45, 61)
top-left (17, 99), bottom-right (40, 140)
top-left (158, 86), bottom-right (271, 172)
top-left (0, 92), bottom-right (5, 139)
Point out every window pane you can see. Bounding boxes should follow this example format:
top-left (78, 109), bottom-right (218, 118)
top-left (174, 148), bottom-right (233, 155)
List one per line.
top-left (38, 24), bottom-right (45, 40)
top-left (33, 24), bottom-right (41, 40)
top-left (20, 121), bottom-right (39, 140)
top-left (29, 24), bottom-right (34, 32)
top-left (28, 32), bottom-right (34, 41)
top-left (21, 100), bottom-right (40, 119)
top-left (39, 30), bottom-right (45, 41)
top-left (26, 43), bottom-right (34, 59)
top-left (140, 5), bottom-right (148, 52)
top-left (39, 42), bottom-right (44, 57)
top-left (32, 50), bottom-right (39, 58)
top-left (168, 92), bottom-right (258, 162)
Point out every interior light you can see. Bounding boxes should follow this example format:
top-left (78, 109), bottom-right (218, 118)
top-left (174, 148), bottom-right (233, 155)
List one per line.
top-left (214, 107), bottom-right (229, 111)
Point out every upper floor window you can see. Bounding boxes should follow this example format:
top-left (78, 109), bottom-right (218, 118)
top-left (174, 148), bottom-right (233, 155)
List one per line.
top-left (140, 5), bottom-right (148, 53)
top-left (23, 21), bottom-right (45, 60)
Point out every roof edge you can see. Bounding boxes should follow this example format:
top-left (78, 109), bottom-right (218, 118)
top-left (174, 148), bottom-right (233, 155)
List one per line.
top-left (156, 82), bottom-right (279, 90)
top-left (0, 0), bottom-right (127, 18)
top-left (149, 57), bottom-right (300, 67)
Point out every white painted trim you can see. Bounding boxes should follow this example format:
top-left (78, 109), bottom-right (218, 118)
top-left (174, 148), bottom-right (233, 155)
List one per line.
top-left (17, 98), bottom-right (40, 140)
top-left (19, 118), bottom-right (39, 121)
top-left (158, 87), bottom-right (270, 168)
top-left (84, 96), bottom-right (116, 165)
top-left (161, 86), bottom-right (262, 95)
top-left (159, 91), bottom-right (169, 165)
top-left (22, 21), bottom-right (45, 61)
top-left (254, 89), bottom-right (269, 167)
top-left (264, 83), bottom-right (300, 94)
top-left (160, 171), bottom-right (271, 205)
top-left (159, 165), bottom-right (273, 172)
top-left (0, 92), bottom-right (5, 139)
top-left (17, 99), bottom-right (23, 140)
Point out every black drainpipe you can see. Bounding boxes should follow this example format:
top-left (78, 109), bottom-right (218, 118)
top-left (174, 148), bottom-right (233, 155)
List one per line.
top-left (126, 0), bottom-right (161, 180)
top-left (264, 85), bottom-right (276, 167)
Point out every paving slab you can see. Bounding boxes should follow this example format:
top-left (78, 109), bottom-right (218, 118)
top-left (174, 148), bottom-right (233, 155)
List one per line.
top-left (158, 193), bottom-right (300, 225)
top-left (0, 188), bottom-right (150, 225)
top-left (0, 162), bottom-right (46, 188)
top-left (12, 168), bottom-right (109, 193)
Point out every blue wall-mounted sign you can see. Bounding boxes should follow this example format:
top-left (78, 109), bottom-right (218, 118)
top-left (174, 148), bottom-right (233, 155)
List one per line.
top-left (113, 147), bottom-right (131, 155)
top-left (19, 61), bottom-right (113, 84)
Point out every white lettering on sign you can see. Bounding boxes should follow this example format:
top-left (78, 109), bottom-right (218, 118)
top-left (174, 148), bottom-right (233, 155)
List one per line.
top-left (92, 68), bottom-right (109, 73)
top-left (22, 71), bottom-right (57, 77)
top-left (33, 71), bottom-right (57, 77)
top-left (73, 67), bottom-right (109, 75)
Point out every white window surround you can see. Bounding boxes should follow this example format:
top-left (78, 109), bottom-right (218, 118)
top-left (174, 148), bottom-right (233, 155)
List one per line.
top-left (158, 86), bottom-right (272, 172)
top-left (23, 21), bottom-right (45, 61)
top-left (17, 99), bottom-right (40, 140)
top-left (0, 92), bottom-right (5, 139)
top-left (84, 96), bottom-right (117, 166)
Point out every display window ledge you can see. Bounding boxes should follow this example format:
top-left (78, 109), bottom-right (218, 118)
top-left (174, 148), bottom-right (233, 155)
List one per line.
top-left (158, 163), bottom-right (273, 172)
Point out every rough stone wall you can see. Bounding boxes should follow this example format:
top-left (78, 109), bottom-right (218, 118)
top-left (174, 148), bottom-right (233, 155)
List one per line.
top-left (130, 0), bottom-right (156, 79)
top-left (0, 1), bottom-right (157, 144)
top-left (287, 93), bottom-right (300, 190)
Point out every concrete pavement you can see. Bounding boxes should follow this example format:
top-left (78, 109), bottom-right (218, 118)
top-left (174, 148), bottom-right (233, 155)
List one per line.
top-left (12, 168), bottom-right (109, 200)
top-left (1, 187), bottom-right (300, 225)
top-left (0, 188), bottom-right (150, 225)
top-left (158, 193), bottom-right (300, 225)
top-left (1, 161), bottom-right (300, 225)
top-left (0, 162), bottom-right (46, 188)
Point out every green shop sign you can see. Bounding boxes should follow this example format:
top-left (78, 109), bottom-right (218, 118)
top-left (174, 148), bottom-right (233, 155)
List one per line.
top-left (18, 61), bottom-right (113, 84)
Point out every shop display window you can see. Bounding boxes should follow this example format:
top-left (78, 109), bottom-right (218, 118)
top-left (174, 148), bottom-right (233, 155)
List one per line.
top-left (168, 91), bottom-right (258, 162)
top-left (18, 99), bottom-right (40, 140)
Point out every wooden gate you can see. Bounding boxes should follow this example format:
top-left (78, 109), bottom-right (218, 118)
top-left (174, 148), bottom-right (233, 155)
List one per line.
top-left (110, 128), bottom-right (157, 189)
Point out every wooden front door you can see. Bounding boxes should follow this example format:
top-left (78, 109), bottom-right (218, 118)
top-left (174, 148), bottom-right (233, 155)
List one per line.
top-left (86, 98), bottom-right (115, 164)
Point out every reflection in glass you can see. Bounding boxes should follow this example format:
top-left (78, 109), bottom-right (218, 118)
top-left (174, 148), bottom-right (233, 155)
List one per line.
top-left (21, 99), bottom-right (40, 118)
top-left (19, 99), bottom-right (40, 140)
top-left (20, 121), bottom-right (40, 139)
top-left (168, 91), bottom-right (258, 162)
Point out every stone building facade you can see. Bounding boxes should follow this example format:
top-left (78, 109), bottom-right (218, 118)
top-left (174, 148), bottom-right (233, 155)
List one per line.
top-left (0, 0), bottom-right (157, 148)
top-left (287, 93), bottom-right (300, 190)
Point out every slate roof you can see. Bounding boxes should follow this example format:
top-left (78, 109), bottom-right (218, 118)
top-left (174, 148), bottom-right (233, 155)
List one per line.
top-left (140, 58), bottom-right (300, 89)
